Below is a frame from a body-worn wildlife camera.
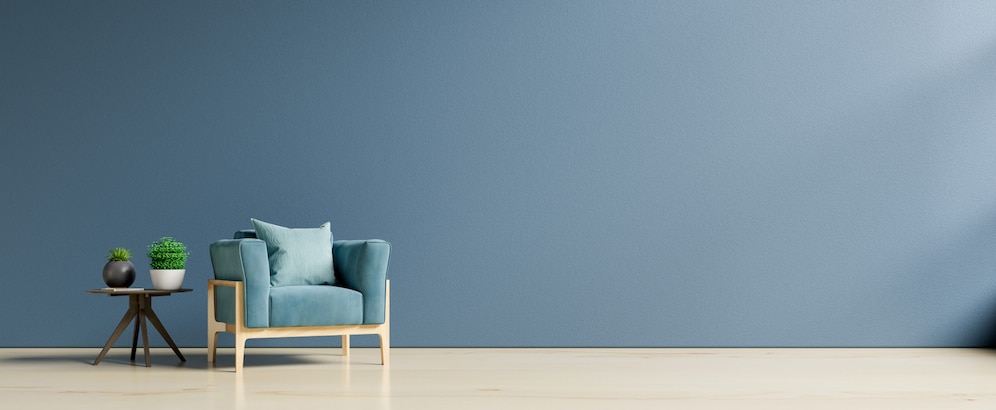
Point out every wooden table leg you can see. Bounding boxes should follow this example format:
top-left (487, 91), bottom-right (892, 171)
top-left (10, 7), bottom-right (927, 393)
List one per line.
top-left (130, 295), bottom-right (140, 361)
top-left (144, 303), bottom-right (186, 362)
top-left (140, 295), bottom-right (151, 367)
top-left (92, 300), bottom-right (139, 366)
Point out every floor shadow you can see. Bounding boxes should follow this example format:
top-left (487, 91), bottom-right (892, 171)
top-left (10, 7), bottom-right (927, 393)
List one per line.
top-left (195, 351), bottom-right (336, 372)
top-left (0, 349), bottom-right (352, 371)
top-left (0, 352), bottom-right (94, 366)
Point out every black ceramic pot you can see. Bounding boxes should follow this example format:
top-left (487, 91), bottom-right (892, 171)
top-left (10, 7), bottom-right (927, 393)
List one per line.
top-left (102, 261), bottom-right (136, 288)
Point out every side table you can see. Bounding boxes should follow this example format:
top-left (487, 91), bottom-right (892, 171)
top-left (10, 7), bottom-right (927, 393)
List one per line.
top-left (87, 288), bottom-right (192, 367)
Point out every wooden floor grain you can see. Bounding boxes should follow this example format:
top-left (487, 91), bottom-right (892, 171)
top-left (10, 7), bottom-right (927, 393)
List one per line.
top-left (2, 348), bottom-right (996, 409)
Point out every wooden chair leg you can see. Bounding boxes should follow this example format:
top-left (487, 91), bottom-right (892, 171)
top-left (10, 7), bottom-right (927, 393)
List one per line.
top-left (232, 280), bottom-right (247, 372)
top-left (380, 280), bottom-right (390, 365)
top-left (207, 330), bottom-right (218, 363)
top-left (207, 281), bottom-right (216, 363)
top-left (379, 332), bottom-right (390, 365)
top-left (235, 334), bottom-right (247, 372)
top-left (342, 334), bottom-right (350, 357)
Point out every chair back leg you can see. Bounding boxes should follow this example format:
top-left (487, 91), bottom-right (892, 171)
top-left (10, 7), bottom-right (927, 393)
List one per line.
top-left (380, 280), bottom-right (391, 365)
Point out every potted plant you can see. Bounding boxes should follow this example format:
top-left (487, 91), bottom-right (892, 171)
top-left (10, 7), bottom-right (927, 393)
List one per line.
top-left (102, 247), bottom-right (136, 288)
top-left (147, 237), bottom-right (189, 290)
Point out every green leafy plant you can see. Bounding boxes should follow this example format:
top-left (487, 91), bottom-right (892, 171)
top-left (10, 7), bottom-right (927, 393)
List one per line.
top-left (106, 247), bottom-right (133, 262)
top-left (147, 237), bottom-right (189, 270)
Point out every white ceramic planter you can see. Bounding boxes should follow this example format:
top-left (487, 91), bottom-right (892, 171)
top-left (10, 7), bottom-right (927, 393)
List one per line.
top-left (150, 269), bottom-right (186, 290)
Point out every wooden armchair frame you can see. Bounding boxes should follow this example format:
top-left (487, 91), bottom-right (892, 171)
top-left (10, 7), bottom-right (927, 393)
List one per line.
top-left (207, 279), bottom-right (390, 372)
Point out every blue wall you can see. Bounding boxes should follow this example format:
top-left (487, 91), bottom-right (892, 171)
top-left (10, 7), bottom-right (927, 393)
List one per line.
top-left (2, 1), bottom-right (996, 348)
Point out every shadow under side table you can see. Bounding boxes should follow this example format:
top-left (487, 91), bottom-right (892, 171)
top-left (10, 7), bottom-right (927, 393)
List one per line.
top-left (87, 288), bottom-right (192, 367)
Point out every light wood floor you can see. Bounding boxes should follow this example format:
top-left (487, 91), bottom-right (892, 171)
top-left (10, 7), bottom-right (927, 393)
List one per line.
top-left (3, 348), bottom-right (996, 409)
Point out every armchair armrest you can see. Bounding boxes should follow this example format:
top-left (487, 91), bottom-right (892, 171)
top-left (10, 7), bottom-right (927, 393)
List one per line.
top-left (209, 239), bottom-right (270, 328)
top-left (333, 239), bottom-right (391, 324)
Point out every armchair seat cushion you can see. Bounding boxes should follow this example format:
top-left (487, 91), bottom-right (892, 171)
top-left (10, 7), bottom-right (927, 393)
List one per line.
top-left (269, 285), bottom-right (364, 327)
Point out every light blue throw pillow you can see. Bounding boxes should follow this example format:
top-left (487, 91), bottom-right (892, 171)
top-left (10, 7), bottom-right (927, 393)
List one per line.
top-left (251, 218), bottom-right (335, 287)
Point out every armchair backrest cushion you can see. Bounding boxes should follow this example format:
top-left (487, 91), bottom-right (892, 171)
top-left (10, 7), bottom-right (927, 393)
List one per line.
top-left (234, 229), bottom-right (257, 239)
top-left (251, 218), bottom-right (336, 287)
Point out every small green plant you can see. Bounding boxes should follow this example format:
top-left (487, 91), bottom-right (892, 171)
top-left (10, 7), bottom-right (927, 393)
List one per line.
top-left (147, 237), bottom-right (189, 270)
top-left (106, 247), bottom-right (133, 262)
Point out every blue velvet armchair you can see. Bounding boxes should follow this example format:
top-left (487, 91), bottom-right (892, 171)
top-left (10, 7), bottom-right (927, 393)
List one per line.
top-left (207, 227), bottom-right (391, 372)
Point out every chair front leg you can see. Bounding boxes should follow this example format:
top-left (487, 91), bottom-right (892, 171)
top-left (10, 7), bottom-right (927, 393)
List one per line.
top-left (207, 281), bottom-right (217, 363)
top-left (379, 331), bottom-right (390, 365)
top-left (235, 333), bottom-right (247, 372)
